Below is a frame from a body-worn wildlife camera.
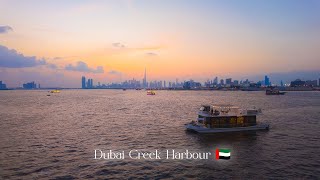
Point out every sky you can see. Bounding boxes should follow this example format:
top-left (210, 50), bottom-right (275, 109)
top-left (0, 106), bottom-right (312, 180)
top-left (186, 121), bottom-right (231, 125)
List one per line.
top-left (0, 0), bottom-right (319, 88)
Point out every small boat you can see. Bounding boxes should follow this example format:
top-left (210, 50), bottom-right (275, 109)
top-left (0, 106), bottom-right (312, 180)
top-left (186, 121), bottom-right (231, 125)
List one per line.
top-left (50, 89), bottom-right (60, 93)
top-left (123, 89), bottom-right (126, 91)
top-left (185, 104), bottom-right (269, 133)
top-left (147, 90), bottom-right (156, 95)
top-left (266, 88), bottom-right (285, 95)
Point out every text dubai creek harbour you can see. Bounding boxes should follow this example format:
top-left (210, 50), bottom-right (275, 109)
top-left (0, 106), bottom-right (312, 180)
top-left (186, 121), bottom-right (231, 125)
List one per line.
top-left (94, 149), bottom-right (212, 160)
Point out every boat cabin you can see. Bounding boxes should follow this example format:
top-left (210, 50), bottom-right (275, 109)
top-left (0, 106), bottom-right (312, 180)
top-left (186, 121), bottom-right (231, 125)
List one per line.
top-left (197, 105), bottom-right (259, 128)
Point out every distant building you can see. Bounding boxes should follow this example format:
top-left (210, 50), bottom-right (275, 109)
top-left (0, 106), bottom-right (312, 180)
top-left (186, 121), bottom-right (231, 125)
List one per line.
top-left (87, 79), bottom-right (93, 89)
top-left (82, 76), bottom-right (86, 89)
top-left (290, 79), bottom-right (305, 87)
top-left (226, 78), bottom-right (232, 85)
top-left (220, 79), bottom-right (224, 85)
top-left (0, 81), bottom-right (7, 89)
top-left (305, 80), bottom-right (317, 87)
top-left (264, 75), bottom-right (270, 86)
top-left (23, 81), bottom-right (37, 89)
top-left (183, 80), bottom-right (201, 89)
top-left (142, 68), bottom-right (147, 88)
top-left (233, 80), bottom-right (239, 85)
top-left (213, 77), bottom-right (218, 85)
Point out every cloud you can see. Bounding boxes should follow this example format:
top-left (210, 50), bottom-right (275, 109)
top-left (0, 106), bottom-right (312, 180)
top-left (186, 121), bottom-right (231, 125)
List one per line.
top-left (46, 63), bottom-right (58, 69)
top-left (0, 26), bottom-right (13, 34)
top-left (0, 45), bottom-right (47, 68)
top-left (108, 70), bottom-right (121, 75)
top-left (65, 61), bottom-right (104, 73)
top-left (145, 52), bottom-right (158, 57)
top-left (112, 42), bottom-right (126, 48)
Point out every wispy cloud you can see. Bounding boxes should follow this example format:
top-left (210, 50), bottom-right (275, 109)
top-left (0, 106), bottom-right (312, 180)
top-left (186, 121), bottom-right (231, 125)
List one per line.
top-left (145, 52), bottom-right (158, 57)
top-left (0, 26), bottom-right (13, 34)
top-left (108, 70), bottom-right (122, 75)
top-left (109, 43), bottom-right (164, 58)
top-left (65, 61), bottom-right (104, 73)
top-left (112, 42), bottom-right (126, 48)
top-left (46, 63), bottom-right (58, 69)
top-left (0, 45), bottom-right (47, 68)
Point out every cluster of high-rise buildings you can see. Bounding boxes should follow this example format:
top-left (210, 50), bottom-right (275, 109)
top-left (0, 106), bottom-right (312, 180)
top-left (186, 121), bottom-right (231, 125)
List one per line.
top-left (80, 70), bottom-right (320, 90)
top-left (204, 75), bottom-right (272, 88)
top-left (22, 81), bottom-right (40, 89)
top-left (81, 76), bottom-right (94, 89)
top-left (81, 69), bottom-right (183, 89)
top-left (0, 81), bottom-right (7, 90)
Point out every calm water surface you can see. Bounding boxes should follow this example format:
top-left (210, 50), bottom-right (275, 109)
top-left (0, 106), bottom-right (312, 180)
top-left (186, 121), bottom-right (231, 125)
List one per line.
top-left (0, 90), bottom-right (319, 179)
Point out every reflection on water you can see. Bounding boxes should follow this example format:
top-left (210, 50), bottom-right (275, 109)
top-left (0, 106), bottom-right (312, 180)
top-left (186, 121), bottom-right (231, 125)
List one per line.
top-left (0, 90), bottom-right (319, 179)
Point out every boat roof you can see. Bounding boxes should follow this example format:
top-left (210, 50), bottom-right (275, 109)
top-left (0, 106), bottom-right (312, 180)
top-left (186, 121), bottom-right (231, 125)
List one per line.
top-left (202, 104), bottom-right (239, 108)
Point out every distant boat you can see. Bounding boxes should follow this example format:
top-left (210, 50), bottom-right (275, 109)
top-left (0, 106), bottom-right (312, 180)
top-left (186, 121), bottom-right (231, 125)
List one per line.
top-left (50, 89), bottom-right (60, 93)
top-left (147, 90), bottom-right (156, 95)
top-left (266, 88), bottom-right (285, 95)
top-left (123, 89), bottom-right (126, 91)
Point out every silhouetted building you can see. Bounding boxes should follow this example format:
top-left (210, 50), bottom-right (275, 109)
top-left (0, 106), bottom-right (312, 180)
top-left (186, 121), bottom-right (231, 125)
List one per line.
top-left (142, 68), bottom-right (147, 88)
top-left (290, 79), bottom-right (305, 87)
top-left (233, 80), bottom-right (239, 85)
top-left (226, 78), bottom-right (232, 85)
top-left (87, 79), bottom-right (93, 89)
top-left (82, 76), bottom-right (86, 89)
top-left (0, 81), bottom-right (7, 89)
top-left (265, 75), bottom-right (270, 86)
top-left (23, 81), bottom-right (37, 89)
top-left (220, 79), bottom-right (224, 85)
top-left (305, 80), bottom-right (317, 87)
top-left (183, 80), bottom-right (201, 89)
top-left (213, 77), bottom-right (218, 85)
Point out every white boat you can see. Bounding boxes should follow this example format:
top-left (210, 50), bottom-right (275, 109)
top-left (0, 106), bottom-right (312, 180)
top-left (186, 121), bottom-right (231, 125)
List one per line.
top-left (185, 104), bottom-right (269, 133)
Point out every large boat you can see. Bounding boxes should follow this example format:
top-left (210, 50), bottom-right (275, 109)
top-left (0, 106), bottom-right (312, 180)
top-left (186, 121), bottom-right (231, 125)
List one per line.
top-left (185, 104), bottom-right (269, 133)
top-left (266, 88), bottom-right (285, 95)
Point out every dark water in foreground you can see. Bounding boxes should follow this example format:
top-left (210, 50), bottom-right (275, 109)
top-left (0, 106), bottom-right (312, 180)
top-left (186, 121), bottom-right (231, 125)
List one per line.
top-left (0, 90), bottom-right (319, 179)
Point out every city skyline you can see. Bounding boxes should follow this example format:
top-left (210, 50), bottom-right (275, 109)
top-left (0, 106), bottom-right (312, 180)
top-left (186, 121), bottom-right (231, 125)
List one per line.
top-left (0, 67), bottom-right (320, 88)
top-left (0, 0), bottom-right (320, 88)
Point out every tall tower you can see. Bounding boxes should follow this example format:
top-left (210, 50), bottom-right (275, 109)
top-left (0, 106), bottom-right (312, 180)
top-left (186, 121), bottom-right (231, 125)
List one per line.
top-left (265, 75), bottom-right (270, 86)
top-left (143, 68), bottom-right (147, 88)
top-left (82, 76), bottom-right (86, 89)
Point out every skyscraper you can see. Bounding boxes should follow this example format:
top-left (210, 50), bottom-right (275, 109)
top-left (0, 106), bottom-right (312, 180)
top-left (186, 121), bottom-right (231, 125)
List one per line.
top-left (226, 78), bottom-right (232, 85)
top-left (213, 77), bottom-right (218, 85)
top-left (82, 76), bottom-right (86, 89)
top-left (265, 75), bottom-right (270, 86)
top-left (143, 68), bottom-right (147, 88)
top-left (87, 79), bottom-right (93, 89)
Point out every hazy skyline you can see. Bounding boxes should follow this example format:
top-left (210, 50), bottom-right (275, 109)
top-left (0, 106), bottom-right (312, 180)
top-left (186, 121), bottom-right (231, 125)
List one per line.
top-left (0, 0), bottom-right (319, 87)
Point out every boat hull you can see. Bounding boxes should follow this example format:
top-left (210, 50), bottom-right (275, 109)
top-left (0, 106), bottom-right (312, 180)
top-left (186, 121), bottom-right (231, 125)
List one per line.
top-left (185, 123), bottom-right (269, 133)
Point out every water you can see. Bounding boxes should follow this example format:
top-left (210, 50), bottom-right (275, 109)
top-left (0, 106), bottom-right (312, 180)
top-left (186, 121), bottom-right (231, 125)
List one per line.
top-left (0, 90), bottom-right (319, 179)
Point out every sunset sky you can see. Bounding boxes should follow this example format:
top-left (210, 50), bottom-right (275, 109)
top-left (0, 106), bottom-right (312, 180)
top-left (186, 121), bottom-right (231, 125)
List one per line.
top-left (0, 0), bottom-right (319, 87)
